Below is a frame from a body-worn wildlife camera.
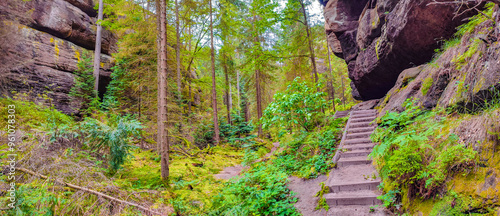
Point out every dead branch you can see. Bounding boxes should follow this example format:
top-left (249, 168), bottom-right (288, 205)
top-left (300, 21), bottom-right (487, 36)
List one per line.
top-left (17, 167), bottom-right (165, 216)
top-left (427, 0), bottom-right (500, 6)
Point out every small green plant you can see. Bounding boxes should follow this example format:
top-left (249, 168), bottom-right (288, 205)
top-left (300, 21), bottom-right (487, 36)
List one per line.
top-left (80, 115), bottom-right (142, 173)
top-left (421, 76), bottom-right (434, 96)
top-left (315, 182), bottom-right (330, 211)
top-left (69, 55), bottom-right (101, 116)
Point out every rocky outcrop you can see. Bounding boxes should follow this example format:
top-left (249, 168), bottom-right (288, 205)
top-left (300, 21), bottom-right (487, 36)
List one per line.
top-left (0, 0), bottom-right (116, 114)
top-left (324, 0), bottom-right (479, 100)
top-left (376, 6), bottom-right (500, 114)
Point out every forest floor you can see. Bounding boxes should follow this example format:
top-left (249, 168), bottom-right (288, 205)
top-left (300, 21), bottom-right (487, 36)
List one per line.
top-left (214, 142), bottom-right (280, 180)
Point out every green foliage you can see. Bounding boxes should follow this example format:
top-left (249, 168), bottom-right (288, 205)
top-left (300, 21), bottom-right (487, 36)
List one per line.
top-left (377, 189), bottom-right (400, 208)
top-left (314, 182), bottom-right (330, 211)
top-left (9, 183), bottom-right (68, 216)
top-left (421, 76), bottom-right (434, 96)
top-left (0, 97), bottom-right (73, 131)
top-left (79, 115), bottom-right (142, 173)
top-left (194, 112), bottom-right (256, 148)
top-left (69, 55), bottom-right (100, 116)
top-left (273, 117), bottom-right (345, 179)
top-left (262, 77), bottom-right (328, 132)
top-left (371, 99), bottom-right (477, 205)
top-left (209, 164), bottom-right (299, 216)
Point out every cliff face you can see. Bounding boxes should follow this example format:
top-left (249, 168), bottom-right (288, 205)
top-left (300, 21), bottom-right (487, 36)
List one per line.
top-left (0, 0), bottom-right (117, 114)
top-left (378, 5), bottom-right (500, 114)
top-left (324, 0), bottom-right (479, 100)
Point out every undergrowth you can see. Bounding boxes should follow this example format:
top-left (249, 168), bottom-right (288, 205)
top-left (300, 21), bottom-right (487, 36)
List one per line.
top-left (371, 99), bottom-right (478, 213)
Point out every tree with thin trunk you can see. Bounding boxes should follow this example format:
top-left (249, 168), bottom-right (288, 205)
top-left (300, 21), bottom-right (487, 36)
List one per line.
top-left (175, 0), bottom-right (183, 131)
top-left (326, 39), bottom-right (336, 111)
top-left (209, 0), bottom-right (220, 144)
top-left (156, 0), bottom-right (169, 181)
top-left (298, 0), bottom-right (318, 85)
top-left (93, 0), bottom-right (104, 92)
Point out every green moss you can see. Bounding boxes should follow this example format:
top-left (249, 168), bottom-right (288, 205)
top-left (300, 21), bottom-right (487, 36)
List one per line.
top-left (421, 76), bottom-right (434, 96)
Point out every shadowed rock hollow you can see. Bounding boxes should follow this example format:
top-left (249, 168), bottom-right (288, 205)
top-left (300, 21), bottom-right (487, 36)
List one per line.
top-left (324, 0), bottom-right (479, 100)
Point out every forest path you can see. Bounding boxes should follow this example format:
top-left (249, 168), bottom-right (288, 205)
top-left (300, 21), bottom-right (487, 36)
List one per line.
top-left (324, 109), bottom-right (388, 216)
top-left (214, 142), bottom-right (280, 180)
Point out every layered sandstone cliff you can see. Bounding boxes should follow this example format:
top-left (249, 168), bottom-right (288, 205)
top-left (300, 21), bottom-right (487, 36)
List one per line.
top-left (0, 0), bottom-right (117, 114)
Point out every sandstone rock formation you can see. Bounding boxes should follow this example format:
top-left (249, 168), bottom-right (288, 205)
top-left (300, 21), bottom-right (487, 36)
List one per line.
top-left (324, 0), bottom-right (479, 100)
top-left (0, 0), bottom-right (116, 114)
top-left (376, 6), bottom-right (500, 114)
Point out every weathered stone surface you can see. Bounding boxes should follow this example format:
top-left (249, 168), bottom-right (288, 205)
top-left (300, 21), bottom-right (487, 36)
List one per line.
top-left (0, 0), bottom-right (117, 55)
top-left (65, 0), bottom-right (97, 17)
top-left (324, 0), bottom-right (479, 100)
top-left (1, 22), bottom-right (114, 114)
top-left (376, 9), bottom-right (500, 114)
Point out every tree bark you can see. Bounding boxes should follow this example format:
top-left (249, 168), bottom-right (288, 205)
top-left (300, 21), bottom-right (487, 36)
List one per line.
top-left (299, 0), bottom-right (318, 85)
top-left (209, 0), bottom-right (220, 144)
top-left (236, 64), bottom-right (241, 116)
top-left (156, 0), bottom-right (169, 181)
top-left (223, 53), bottom-right (232, 125)
top-left (93, 0), bottom-right (104, 93)
top-left (175, 0), bottom-right (183, 131)
top-left (326, 39), bottom-right (336, 111)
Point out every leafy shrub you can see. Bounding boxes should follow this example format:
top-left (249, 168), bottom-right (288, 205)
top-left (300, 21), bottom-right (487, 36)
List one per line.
top-left (262, 77), bottom-right (328, 132)
top-left (371, 99), bottom-right (477, 207)
top-left (208, 164), bottom-right (299, 216)
top-left (194, 112), bottom-right (255, 148)
top-left (79, 115), bottom-right (142, 173)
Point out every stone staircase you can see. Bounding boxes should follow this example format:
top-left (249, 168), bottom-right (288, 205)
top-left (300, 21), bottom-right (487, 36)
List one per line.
top-left (325, 109), bottom-right (387, 215)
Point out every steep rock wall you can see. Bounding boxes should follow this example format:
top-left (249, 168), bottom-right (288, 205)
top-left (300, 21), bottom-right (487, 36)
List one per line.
top-left (0, 0), bottom-right (116, 114)
top-left (324, 0), bottom-right (479, 100)
top-left (377, 5), bottom-right (500, 114)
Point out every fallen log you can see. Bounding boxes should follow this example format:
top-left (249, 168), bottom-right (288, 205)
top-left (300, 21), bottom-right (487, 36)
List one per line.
top-left (17, 167), bottom-right (165, 216)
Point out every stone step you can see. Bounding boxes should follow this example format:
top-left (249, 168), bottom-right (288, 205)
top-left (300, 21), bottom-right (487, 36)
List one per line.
top-left (334, 111), bottom-right (350, 119)
top-left (341, 149), bottom-right (372, 158)
top-left (337, 156), bottom-right (372, 167)
top-left (349, 122), bottom-right (374, 128)
top-left (347, 127), bottom-right (376, 134)
top-left (351, 110), bottom-right (377, 115)
top-left (346, 132), bottom-right (372, 139)
top-left (341, 143), bottom-right (376, 151)
top-left (325, 190), bottom-right (382, 206)
top-left (350, 113), bottom-right (377, 119)
top-left (350, 117), bottom-right (376, 123)
top-left (344, 138), bottom-right (372, 145)
top-left (329, 180), bottom-right (381, 193)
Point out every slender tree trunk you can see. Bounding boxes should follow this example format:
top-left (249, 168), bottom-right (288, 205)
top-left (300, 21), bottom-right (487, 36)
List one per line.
top-left (93, 0), bottom-right (104, 93)
top-left (326, 39), bottom-right (335, 111)
top-left (223, 54), bottom-right (231, 125)
top-left (299, 0), bottom-right (318, 85)
top-left (175, 0), bottom-right (183, 131)
top-left (252, 16), bottom-right (263, 137)
top-left (156, 0), bottom-right (169, 181)
top-left (229, 82), bottom-right (232, 112)
top-left (209, 0), bottom-right (220, 144)
top-left (236, 70), bottom-right (241, 116)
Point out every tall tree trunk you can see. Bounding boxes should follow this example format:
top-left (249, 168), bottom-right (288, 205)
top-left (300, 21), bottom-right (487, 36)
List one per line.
top-left (223, 53), bottom-right (231, 125)
top-left (175, 0), bottom-right (183, 131)
top-left (156, 0), bottom-right (169, 181)
top-left (299, 0), bottom-right (318, 85)
top-left (236, 69), bottom-right (241, 116)
top-left (326, 39), bottom-right (335, 111)
top-left (93, 0), bottom-right (104, 93)
top-left (252, 16), bottom-right (263, 137)
top-left (209, 0), bottom-right (220, 144)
